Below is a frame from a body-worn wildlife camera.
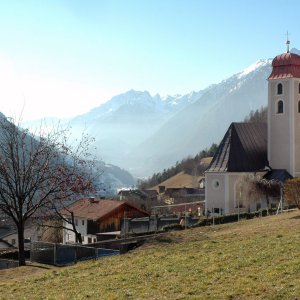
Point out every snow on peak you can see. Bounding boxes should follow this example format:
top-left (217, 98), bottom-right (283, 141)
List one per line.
top-left (237, 59), bottom-right (270, 79)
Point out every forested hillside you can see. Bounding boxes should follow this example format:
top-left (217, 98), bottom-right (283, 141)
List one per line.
top-left (137, 143), bottom-right (218, 189)
top-left (244, 106), bottom-right (267, 123)
top-left (138, 107), bottom-right (268, 189)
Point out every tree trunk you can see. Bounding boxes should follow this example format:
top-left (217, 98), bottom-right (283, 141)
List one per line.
top-left (17, 223), bottom-right (26, 266)
top-left (76, 232), bottom-right (82, 244)
top-left (71, 212), bottom-right (82, 244)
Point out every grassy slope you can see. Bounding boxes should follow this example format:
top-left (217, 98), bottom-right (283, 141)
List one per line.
top-left (1, 211), bottom-right (300, 299)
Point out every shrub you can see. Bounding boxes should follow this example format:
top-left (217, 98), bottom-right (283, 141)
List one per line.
top-left (162, 224), bottom-right (184, 232)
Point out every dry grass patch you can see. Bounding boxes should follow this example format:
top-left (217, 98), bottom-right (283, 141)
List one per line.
top-left (0, 211), bottom-right (300, 299)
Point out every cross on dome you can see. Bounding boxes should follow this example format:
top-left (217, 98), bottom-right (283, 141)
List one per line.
top-left (286, 31), bottom-right (290, 53)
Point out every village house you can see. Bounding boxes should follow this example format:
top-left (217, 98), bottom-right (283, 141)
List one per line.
top-left (161, 187), bottom-right (204, 204)
top-left (205, 48), bottom-right (299, 215)
top-left (0, 223), bottom-right (40, 249)
top-left (61, 198), bottom-right (149, 244)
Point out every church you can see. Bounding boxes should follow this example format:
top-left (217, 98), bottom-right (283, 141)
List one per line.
top-left (205, 45), bottom-right (300, 214)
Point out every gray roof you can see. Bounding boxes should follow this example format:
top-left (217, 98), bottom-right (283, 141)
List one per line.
top-left (0, 226), bottom-right (16, 239)
top-left (263, 169), bottom-right (292, 183)
top-left (206, 122), bottom-right (268, 172)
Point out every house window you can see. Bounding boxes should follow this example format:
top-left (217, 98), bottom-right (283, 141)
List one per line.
top-left (256, 203), bottom-right (261, 211)
top-left (213, 208), bottom-right (220, 214)
top-left (298, 100), bottom-right (300, 113)
top-left (82, 220), bottom-right (84, 226)
top-left (277, 100), bottom-right (284, 114)
top-left (298, 83), bottom-right (300, 94)
top-left (82, 236), bottom-right (84, 243)
top-left (88, 237), bottom-right (92, 244)
top-left (277, 83), bottom-right (283, 95)
top-left (11, 239), bottom-right (16, 245)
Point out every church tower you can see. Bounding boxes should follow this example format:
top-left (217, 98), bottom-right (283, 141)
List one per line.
top-left (268, 43), bottom-right (300, 177)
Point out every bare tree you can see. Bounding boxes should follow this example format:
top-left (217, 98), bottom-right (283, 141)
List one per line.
top-left (40, 219), bottom-right (63, 243)
top-left (236, 174), bottom-right (281, 213)
top-left (0, 116), bottom-right (95, 265)
top-left (284, 178), bottom-right (300, 209)
top-left (42, 205), bottom-right (84, 244)
top-left (235, 174), bottom-right (261, 211)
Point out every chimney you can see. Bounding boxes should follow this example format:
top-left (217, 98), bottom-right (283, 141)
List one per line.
top-left (89, 197), bottom-right (96, 203)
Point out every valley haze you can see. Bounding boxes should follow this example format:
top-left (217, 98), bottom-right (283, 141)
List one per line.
top-left (25, 52), bottom-right (292, 178)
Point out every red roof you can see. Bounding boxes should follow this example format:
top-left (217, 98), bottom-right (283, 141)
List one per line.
top-left (60, 198), bottom-right (148, 220)
top-left (269, 52), bottom-right (300, 79)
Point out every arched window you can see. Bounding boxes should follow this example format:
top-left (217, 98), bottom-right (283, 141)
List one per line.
top-left (277, 83), bottom-right (283, 95)
top-left (298, 100), bottom-right (300, 113)
top-left (277, 100), bottom-right (283, 114)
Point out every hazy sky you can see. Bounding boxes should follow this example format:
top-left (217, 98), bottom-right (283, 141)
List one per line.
top-left (0, 0), bottom-right (299, 121)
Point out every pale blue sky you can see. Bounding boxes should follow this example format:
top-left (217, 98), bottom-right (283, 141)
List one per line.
top-left (0, 0), bottom-right (299, 120)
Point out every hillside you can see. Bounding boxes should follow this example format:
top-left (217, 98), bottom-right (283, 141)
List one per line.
top-left (139, 106), bottom-right (266, 190)
top-left (137, 143), bottom-right (216, 189)
top-left (57, 90), bottom-right (203, 168)
top-left (1, 210), bottom-right (300, 299)
top-left (125, 60), bottom-right (272, 176)
top-left (19, 115), bottom-right (136, 193)
top-left (24, 58), bottom-right (272, 177)
top-left (150, 171), bottom-right (202, 191)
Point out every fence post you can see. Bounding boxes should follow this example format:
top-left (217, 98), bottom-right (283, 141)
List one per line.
top-left (53, 243), bottom-right (57, 266)
top-left (95, 247), bottom-right (98, 260)
top-left (185, 204), bottom-right (187, 230)
top-left (74, 246), bottom-right (77, 264)
top-left (30, 241), bottom-right (33, 263)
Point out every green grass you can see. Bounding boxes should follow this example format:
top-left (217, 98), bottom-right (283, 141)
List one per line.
top-left (1, 211), bottom-right (300, 299)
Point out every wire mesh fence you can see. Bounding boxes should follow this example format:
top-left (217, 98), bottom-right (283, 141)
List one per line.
top-left (30, 241), bottom-right (119, 266)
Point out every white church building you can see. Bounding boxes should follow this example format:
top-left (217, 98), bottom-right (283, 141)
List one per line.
top-left (205, 47), bottom-right (300, 214)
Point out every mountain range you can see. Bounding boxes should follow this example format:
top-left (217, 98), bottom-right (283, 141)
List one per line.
top-left (69, 59), bottom-right (272, 177)
top-left (25, 50), bottom-right (300, 179)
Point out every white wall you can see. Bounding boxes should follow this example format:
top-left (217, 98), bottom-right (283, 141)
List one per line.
top-left (205, 172), bottom-right (276, 215)
top-left (205, 173), bottom-right (226, 214)
top-left (63, 216), bottom-right (97, 245)
top-left (268, 79), bottom-right (292, 174)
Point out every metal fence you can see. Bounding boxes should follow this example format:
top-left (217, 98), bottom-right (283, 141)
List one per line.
top-left (30, 242), bottom-right (119, 266)
top-left (0, 259), bottom-right (19, 270)
top-left (121, 215), bottom-right (201, 236)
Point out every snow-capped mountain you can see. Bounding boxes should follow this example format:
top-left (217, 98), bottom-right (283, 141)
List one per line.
top-left (66, 89), bottom-right (204, 166)
top-left (24, 53), bottom-right (280, 177)
top-left (121, 58), bottom-right (273, 176)
top-left (72, 89), bottom-right (202, 123)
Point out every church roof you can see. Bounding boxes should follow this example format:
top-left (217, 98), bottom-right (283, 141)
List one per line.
top-left (269, 52), bottom-right (300, 79)
top-left (206, 122), bottom-right (268, 172)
